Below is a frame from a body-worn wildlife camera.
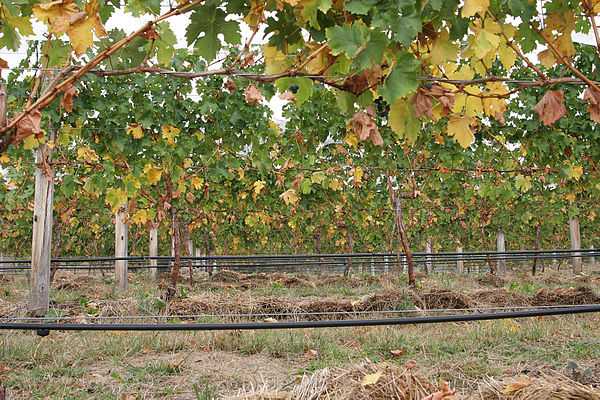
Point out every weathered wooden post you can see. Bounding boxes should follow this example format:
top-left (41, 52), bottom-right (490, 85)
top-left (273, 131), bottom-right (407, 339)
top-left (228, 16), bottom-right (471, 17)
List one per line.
top-left (149, 224), bottom-right (158, 277)
top-left (456, 242), bottom-right (464, 274)
top-left (497, 228), bottom-right (506, 273)
top-left (29, 134), bottom-right (55, 316)
top-left (425, 238), bottom-right (433, 273)
top-left (569, 217), bottom-right (582, 273)
top-left (115, 205), bottom-right (128, 292)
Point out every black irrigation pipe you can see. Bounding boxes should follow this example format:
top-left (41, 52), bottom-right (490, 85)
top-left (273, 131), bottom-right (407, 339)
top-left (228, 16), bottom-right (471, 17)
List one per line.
top-left (2, 305), bottom-right (600, 334)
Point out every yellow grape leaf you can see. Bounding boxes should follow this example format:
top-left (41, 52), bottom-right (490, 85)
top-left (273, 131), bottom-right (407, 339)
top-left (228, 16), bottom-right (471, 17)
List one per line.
top-left (161, 125), bottom-right (180, 146)
top-left (353, 166), bottom-right (364, 183)
top-left (131, 209), bottom-right (148, 225)
top-left (127, 124), bottom-right (144, 139)
top-left (429, 29), bottom-right (460, 65)
top-left (361, 371), bottom-right (384, 387)
top-left (497, 41), bottom-right (517, 71)
top-left (66, 0), bottom-right (108, 56)
top-left (279, 188), bottom-right (299, 205)
top-left (446, 114), bottom-right (474, 149)
top-left (105, 188), bottom-right (127, 213)
top-left (503, 376), bottom-right (532, 393)
top-left (462, 0), bottom-right (489, 18)
top-left (388, 99), bottom-right (420, 143)
top-left (330, 179), bottom-right (343, 190)
top-left (570, 165), bottom-right (583, 180)
top-left (515, 174), bottom-right (532, 193)
top-left (253, 180), bottom-right (266, 197)
top-left (194, 131), bottom-right (205, 141)
top-left (264, 317), bottom-right (278, 323)
top-left (538, 48), bottom-right (558, 69)
top-left (263, 45), bottom-right (289, 75)
top-left (191, 176), bottom-right (204, 190)
top-left (143, 164), bottom-right (164, 185)
top-left (76, 146), bottom-right (99, 162)
top-left (0, 154), bottom-right (10, 163)
top-left (344, 133), bottom-right (359, 150)
top-left (23, 135), bottom-right (42, 150)
top-left (311, 171), bottom-right (326, 184)
top-left (32, 0), bottom-right (79, 34)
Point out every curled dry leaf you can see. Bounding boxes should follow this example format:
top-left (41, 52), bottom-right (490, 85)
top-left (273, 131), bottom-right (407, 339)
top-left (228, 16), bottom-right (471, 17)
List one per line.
top-left (533, 89), bottom-right (566, 126)
top-left (412, 87), bottom-right (433, 119)
top-left (350, 110), bottom-right (383, 146)
top-left (140, 27), bottom-right (160, 40)
top-left (279, 91), bottom-right (298, 104)
top-left (365, 105), bottom-right (377, 118)
top-left (60, 84), bottom-right (79, 112)
top-left (389, 349), bottom-right (405, 357)
top-left (404, 359), bottom-right (418, 370)
top-left (503, 376), bottom-right (533, 393)
top-left (342, 74), bottom-right (369, 95)
top-left (224, 78), bottom-right (237, 94)
top-left (12, 109), bottom-right (43, 144)
top-left (244, 83), bottom-right (263, 105)
top-left (583, 86), bottom-right (600, 123)
top-left (422, 381), bottom-right (456, 400)
top-left (304, 349), bottom-right (318, 359)
top-left (241, 51), bottom-right (255, 67)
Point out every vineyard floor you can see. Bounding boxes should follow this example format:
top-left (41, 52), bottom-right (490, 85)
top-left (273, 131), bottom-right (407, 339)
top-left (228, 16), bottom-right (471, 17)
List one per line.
top-left (1, 266), bottom-right (600, 399)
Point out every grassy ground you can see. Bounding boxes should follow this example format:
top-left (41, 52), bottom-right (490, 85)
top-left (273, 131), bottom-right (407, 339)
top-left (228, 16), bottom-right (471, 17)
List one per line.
top-left (1, 265), bottom-right (600, 399)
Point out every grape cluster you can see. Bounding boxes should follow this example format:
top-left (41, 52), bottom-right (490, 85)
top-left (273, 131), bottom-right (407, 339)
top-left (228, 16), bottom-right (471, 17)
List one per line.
top-left (374, 97), bottom-right (390, 117)
top-left (288, 85), bottom-right (300, 94)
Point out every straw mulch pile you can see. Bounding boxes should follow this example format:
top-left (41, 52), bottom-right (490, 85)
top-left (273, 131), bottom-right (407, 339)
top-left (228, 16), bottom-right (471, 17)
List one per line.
top-left (468, 373), bottom-right (600, 400)
top-left (289, 362), bottom-right (451, 400)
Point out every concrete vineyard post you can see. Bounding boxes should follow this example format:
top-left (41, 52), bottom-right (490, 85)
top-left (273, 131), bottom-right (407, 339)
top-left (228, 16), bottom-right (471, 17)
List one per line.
top-left (456, 244), bottom-right (464, 274)
top-left (589, 246), bottom-right (595, 266)
top-left (569, 217), bottom-right (582, 273)
top-left (497, 229), bottom-right (506, 273)
top-left (29, 139), bottom-right (55, 316)
top-left (115, 206), bottom-right (128, 292)
top-left (149, 226), bottom-right (158, 277)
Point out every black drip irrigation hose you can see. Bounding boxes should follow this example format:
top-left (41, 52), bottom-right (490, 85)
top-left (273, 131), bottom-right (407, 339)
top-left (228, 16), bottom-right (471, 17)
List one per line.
top-left (1, 305), bottom-right (599, 337)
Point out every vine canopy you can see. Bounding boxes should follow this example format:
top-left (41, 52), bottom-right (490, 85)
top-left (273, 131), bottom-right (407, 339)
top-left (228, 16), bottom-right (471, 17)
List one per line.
top-left (0, 0), bottom-right (599, 152)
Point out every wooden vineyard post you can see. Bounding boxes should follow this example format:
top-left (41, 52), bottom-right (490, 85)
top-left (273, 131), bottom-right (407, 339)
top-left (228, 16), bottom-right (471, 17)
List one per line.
top-left (569, 217), bottom-right (582, 273)
top-left (149, 225), bottom-right (158, 277)
top-left (114, 206), bottom-right (128, 292)
top-left (456, 242), bottom-right (464, 274)
top-left (497, 229), bottom-right (506, 273)
top-left (29, 137), bottom-right (55, 316)
top-left (425, 238), bottom-right (433, 273)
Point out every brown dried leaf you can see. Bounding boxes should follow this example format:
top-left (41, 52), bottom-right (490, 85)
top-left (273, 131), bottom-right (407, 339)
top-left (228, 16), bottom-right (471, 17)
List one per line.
top-left (350, 110), bottom-right (383, 146)
top-left (13, 109), bottom-right (43, 144)
top-left (389, 349), bottom-right (405, 357)
top-left (186, 192), bottom-right (196, 203)
top-left (243, 83), bottom-right (263, 106)
top-left (428, 84), bottom-right (455, 113)
top-left (365, 105), bottom-right (377, 118)
top-left (140, 27), bottom-right (160, 40)
top-left (0, 57), bottom-right (8, 69)
top-left (241, 51), bottom-right (255, 67)
top-left (60, 84), bottom-right (79, 112)
top-left (533, 90), bottom-right (566, 126)
top-left (404, 359), bottom-right (418, 370)
top-left (411, 87), bottom-right (433, 119)
top-left (342, 74), bottom-right (368, 95)
top-left (304, 349), bottom-right (318, 359)
top-left (583, 86), bottom-right (600, 123)
top-left (279, 91), bottom-right (297, 104)
top-left (224, 78), bottom-right (237, 94)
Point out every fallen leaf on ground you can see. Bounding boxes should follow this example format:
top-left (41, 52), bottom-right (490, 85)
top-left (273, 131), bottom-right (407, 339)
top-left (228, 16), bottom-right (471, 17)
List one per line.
top-left (503, 376), bottom-right (532, 393)
top-left (361, 371), bottom-right (383, 386)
